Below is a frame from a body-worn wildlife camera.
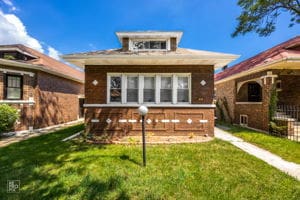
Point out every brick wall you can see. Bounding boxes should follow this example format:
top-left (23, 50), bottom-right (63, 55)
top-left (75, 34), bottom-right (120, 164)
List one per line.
top-left (34, 71), bottom-right (83, 128)
top-left (122, 38), bottom-right (129, 51)
top-left (0, 66), bottom-right (84, 131)
top-left (216, 70), bottom-right (275, 132)
top-left (215, 80), bottom-right (235, 122)
top-left (277, 74), bottom-right (300, 105)
top-left (170, 37), bottom-right (177, 51)
top-left (85, 65), bottom-right (214, 104)
top-left (86, 107), bottom-right (214, 137)
top-left (85, 65), bottom-right (215, 136)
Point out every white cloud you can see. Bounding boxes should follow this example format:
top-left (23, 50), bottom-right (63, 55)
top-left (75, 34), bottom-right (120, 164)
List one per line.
top-left (0, 10), bottom-right (44, 52)
top-left (0, 9), bottom-right (62, 60)
top-left (47, 46), bottom-right (61, 60)
top-left (2, 0), bottom-right (17, 11)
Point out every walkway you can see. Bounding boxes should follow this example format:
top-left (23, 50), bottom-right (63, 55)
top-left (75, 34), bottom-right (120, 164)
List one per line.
top-left (0, 119), bottom-right (83, 148)
top-left (215, 127), bottom-right (300, 181)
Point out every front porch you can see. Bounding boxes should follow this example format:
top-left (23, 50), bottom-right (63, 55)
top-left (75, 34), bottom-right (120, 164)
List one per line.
top-left (234, 69), bottom-right (300, 141)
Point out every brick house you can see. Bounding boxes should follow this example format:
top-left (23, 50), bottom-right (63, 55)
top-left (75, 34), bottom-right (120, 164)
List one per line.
top-left (63, 31), bottom-right (238, 137)
top-left (0, 44), bottom-right (84, 131)
top-left (215, 36), bottom-right (300, 136)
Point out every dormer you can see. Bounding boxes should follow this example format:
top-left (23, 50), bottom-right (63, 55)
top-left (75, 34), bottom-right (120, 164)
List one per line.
top-left (0, 45), bottom-right (37, 61)
top-left (116, 31), bottom-right (183, 52)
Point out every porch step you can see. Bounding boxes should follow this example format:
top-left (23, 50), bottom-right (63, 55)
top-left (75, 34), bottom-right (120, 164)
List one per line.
top-left (274, 112), bottom-right (296, 121)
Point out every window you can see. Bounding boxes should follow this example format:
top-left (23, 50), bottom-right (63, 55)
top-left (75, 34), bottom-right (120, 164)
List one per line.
top-left (132, 41), bottom-right (167, 50)
top-left (248, 83), bottom-right (262, 102)
top-left (107, 74), bottom-right (190, 104)
top-left (240, 115), bottom-right (248, 126)
top-left (5, 75), bottom-right (23, 100)
top-left (127, 76), bottom-right (138, 102)
top-left (3, 52), bottom-right (17, 60)
top-left (110, 76), bottom-right (121, 102)
top-left (177, 77), bottom-right (189, 102)
top-left (144, 77), bottom-right (155, 102)
top-left (276, 80), bottom-right (282, 92)
top-left (160, 77), bottom-right (172, 102)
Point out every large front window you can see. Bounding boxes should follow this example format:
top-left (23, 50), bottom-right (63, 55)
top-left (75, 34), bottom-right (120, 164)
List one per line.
top-left (5, 74), bottom-right (23, 100)
top-left (107, 74), bottom-right (190, 104)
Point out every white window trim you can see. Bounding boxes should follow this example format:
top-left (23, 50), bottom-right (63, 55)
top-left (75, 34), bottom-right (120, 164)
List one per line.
top-left (107, 73), bottom-right (191, 105)
top-left (129, 39), bottom-right (171, 51)
top-left (0, 68), bottom-right (35, 77)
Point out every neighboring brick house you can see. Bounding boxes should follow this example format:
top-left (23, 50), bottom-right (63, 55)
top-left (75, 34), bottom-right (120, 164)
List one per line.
top-left (215, 36), bottom-right (300, 135)
top-left (0, 44), bottom-right (84, 131)
top-left (63, 31), bottom-right (238, 137)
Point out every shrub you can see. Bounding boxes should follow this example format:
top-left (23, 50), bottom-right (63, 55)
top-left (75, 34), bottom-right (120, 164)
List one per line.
top-left (0, 104), bottom-right (19, 133)
top-left (269, 121), bottom-right (287, 136)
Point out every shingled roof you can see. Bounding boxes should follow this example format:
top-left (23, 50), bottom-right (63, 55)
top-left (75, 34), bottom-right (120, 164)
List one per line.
top-left (63, 47), bottom-right (239, 69)
top-left (0, 44), bottom-right (84, 83)
top-left (215, 36), bottom-right (300, 82)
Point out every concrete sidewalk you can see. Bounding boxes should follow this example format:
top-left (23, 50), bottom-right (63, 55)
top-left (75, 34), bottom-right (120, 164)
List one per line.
top-left (215, 127), bottom-right (300, 181)
top-left (0, 119), bottom-right (83, 148)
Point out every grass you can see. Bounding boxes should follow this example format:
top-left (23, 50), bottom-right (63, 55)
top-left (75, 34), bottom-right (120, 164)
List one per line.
top-left (218, 122), bottom-right (300, 164)
top-left (0, 124), bottom-right (299, 200)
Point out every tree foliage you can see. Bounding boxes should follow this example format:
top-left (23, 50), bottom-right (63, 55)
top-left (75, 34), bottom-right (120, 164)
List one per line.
top-left (232, 0), bottom-right (300, 37)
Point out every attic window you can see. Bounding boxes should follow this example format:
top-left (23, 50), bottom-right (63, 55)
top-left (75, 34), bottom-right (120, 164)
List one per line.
top-left (131, 40), bottom-right (167, 50)
top-left (3, 52), bottom-right (17, 60)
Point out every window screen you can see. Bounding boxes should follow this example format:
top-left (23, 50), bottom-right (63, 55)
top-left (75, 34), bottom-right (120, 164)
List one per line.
top-left (177, 77), bottom-right (189, 102)
top-left (160, 77), bottom-right (172, 102)
top-left (144, 77), bottom-right (155, 102)
top-left (127, 76), bottom-right (138, 102)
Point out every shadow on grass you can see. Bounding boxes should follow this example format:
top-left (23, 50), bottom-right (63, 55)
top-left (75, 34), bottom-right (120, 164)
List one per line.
top-left (120, 154), bottom-right (141, 166)
top-left (0, 124), bottom-right (132, 199)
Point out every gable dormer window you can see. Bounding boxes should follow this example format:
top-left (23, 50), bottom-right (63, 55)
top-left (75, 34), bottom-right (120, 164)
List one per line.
top-left (130, 40), bottom-right (169, 51)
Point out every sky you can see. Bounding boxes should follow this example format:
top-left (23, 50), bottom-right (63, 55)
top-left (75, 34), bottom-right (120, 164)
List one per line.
top-left (0, 0), bottom-right (299, 70)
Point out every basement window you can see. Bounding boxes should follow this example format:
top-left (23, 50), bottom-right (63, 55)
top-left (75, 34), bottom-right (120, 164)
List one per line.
top-left (240, 115), bottom-right (248, 126)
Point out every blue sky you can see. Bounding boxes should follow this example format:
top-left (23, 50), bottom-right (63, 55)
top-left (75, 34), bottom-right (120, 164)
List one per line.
top-left (0, 0), bottom-right (299, 68)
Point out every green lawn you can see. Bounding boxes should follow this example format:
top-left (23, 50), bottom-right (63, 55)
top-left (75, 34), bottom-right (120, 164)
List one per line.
top-left (0, 124), bottom-right (299, 200)
top-left (220, 123), bottom-right (300, 164)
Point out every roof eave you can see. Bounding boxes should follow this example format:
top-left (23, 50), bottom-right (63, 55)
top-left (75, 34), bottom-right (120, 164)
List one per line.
top-left (215, 57), bottom-right (300, 84)
top-left (62, 54), bottom-right (239, 69)
top-left (0, 59), bottom-right (84, 83)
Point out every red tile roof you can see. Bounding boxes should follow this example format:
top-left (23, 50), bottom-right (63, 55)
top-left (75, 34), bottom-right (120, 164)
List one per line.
top-left (215, 36), bottom-right (300, 82)
top-left (0, 44), bottom-right (84, 82)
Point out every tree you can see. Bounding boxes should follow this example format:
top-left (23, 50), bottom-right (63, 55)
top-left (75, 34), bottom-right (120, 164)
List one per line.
top-left (232, 0), bottom-right (300, 37)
